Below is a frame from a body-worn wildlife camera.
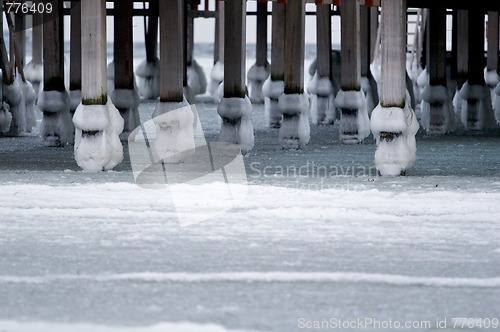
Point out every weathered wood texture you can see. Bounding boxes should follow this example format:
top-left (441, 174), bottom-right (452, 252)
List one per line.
top-left (223, 0), bottom-right (246, 98)
top-left (159, 0), bottom-right (184, 102)
top-left (341, 0), bottom-right (361, 90)
top-left (380, 0), bottom-right (407, 107)
top-left (81, 0), bottom-right (107, 103)
top-left (270, 2), bottom-right (286, 81)
top-left (284, 0), bottom-right (305, 94)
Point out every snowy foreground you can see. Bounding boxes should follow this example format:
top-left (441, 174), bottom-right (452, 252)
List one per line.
top-left (0, 102), bottom-right (500, 332)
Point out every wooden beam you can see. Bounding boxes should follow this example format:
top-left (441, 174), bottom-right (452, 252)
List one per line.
top-left (159, 0), bottom-right (184, 102)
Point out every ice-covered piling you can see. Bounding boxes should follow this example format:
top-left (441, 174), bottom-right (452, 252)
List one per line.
top-left (217, 0), bottom-right (254, 153)
top-left (150, 0), bottom-right (196, 163)
top-left (263, 2), bottom-right (286, 128)
top-left (3, 81), bottom-right (27, 136)
top-left (335, 90), bottom-right (370, 144)
top-left (74, 0), bottom-right (123, 171)
top-left (263, 78), bottom-right (284, 128)
top-left (209, 61), bottom-right (224, 100)
top-left (371, 0), bottom-right (419, 176)
top-left (20, 79), bottom-right (37, 133)
top-left (187, 60), bottom-right (207, 98)
top-left (0, 86), bottom-right (12, 134)
top-left (309, 5), bottom-right (336, 125)
top-left (336, 0), bottom-right (370, 144)
top-left (420, 8), bottom-right (454, 134)
top-left (278, 0), bottom-right (309, 149)
top-left (278, 93), bottom-right (310, 149)
top-left (458, 10), bottom-right (496, 130)
top-left (371, 93), bottom-right (419, 176)
top-left (247, 3), bottom-right (270, 104)
top-left (111, 0), bottom-right (140, 138)
top-left (39, 1), bottom-right (73, 146)
top-left (308, 73), bottom-right (336, 125)
top-left (152, 99), bottom-right (195, 163)
top-left (136, 59), bottom-right (160, 100)
top-left (248, 64), bottom-right (270, 104)
top-left (421, 85), bottom-right (453, 134)
top-left (24, 62), bottom-right (43, 101)
top-left (111, 88), bottom-right (140, 139)
top-left (459, 83), bottom-right (495, 129)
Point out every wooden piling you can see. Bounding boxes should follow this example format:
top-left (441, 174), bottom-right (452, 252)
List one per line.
top-left (270, 3), bottom-right (286, 81)
top-left (14, 13), bottom-right (26, 68)
top-left (114, 0), bottom-right (134, 91)
top-left (456, 10), bottom-right (469, 88)
top-left (380, 0), bottom-right (407, 107)
top-left (284, 0), bottom-right (305, 94)
top-left (32, 2), bottom-right (43, 65)
top-left (159, 0), bottom-right (184, 102)
top-left (468, 9), bottom-right (486, 86)
top-left (316, 5), bottom-right (332, 79)
top-left (341, 0), bottom-right (361, 91)
top-left (70, 1), bottom-right (82, 93)
top-left (43, 0), bottom-right (65, 92)
top-left (223, 0), bottom-right (246, 98)
top-left (145, 0), bottom-right (159, 64)
top-left (487, 12), bottom-right (499, 73)
top-left (426, 7), bottom-right (447, 87)
top-left (216, 1), bottom-right (225, 64)
top-left (81, 0), bottom-right (107, 104)
top-left (256, 2), bottom-right (268, 68)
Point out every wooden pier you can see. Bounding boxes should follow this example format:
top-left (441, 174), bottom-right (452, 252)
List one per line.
top-left (1, 0), bottom-right (499, 175)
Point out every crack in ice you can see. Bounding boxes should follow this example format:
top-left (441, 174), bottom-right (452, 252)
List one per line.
top-left (1, 272), bottom-right (499, 288)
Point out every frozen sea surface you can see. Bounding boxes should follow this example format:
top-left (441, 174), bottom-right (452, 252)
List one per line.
top-left (0, 100), bottom-right (500, 332)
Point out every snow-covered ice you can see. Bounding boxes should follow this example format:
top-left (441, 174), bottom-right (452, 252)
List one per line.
top-left (0, 321), bottom-right (250, 332)
top-left (1, 99), bottom-right (500, 331)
